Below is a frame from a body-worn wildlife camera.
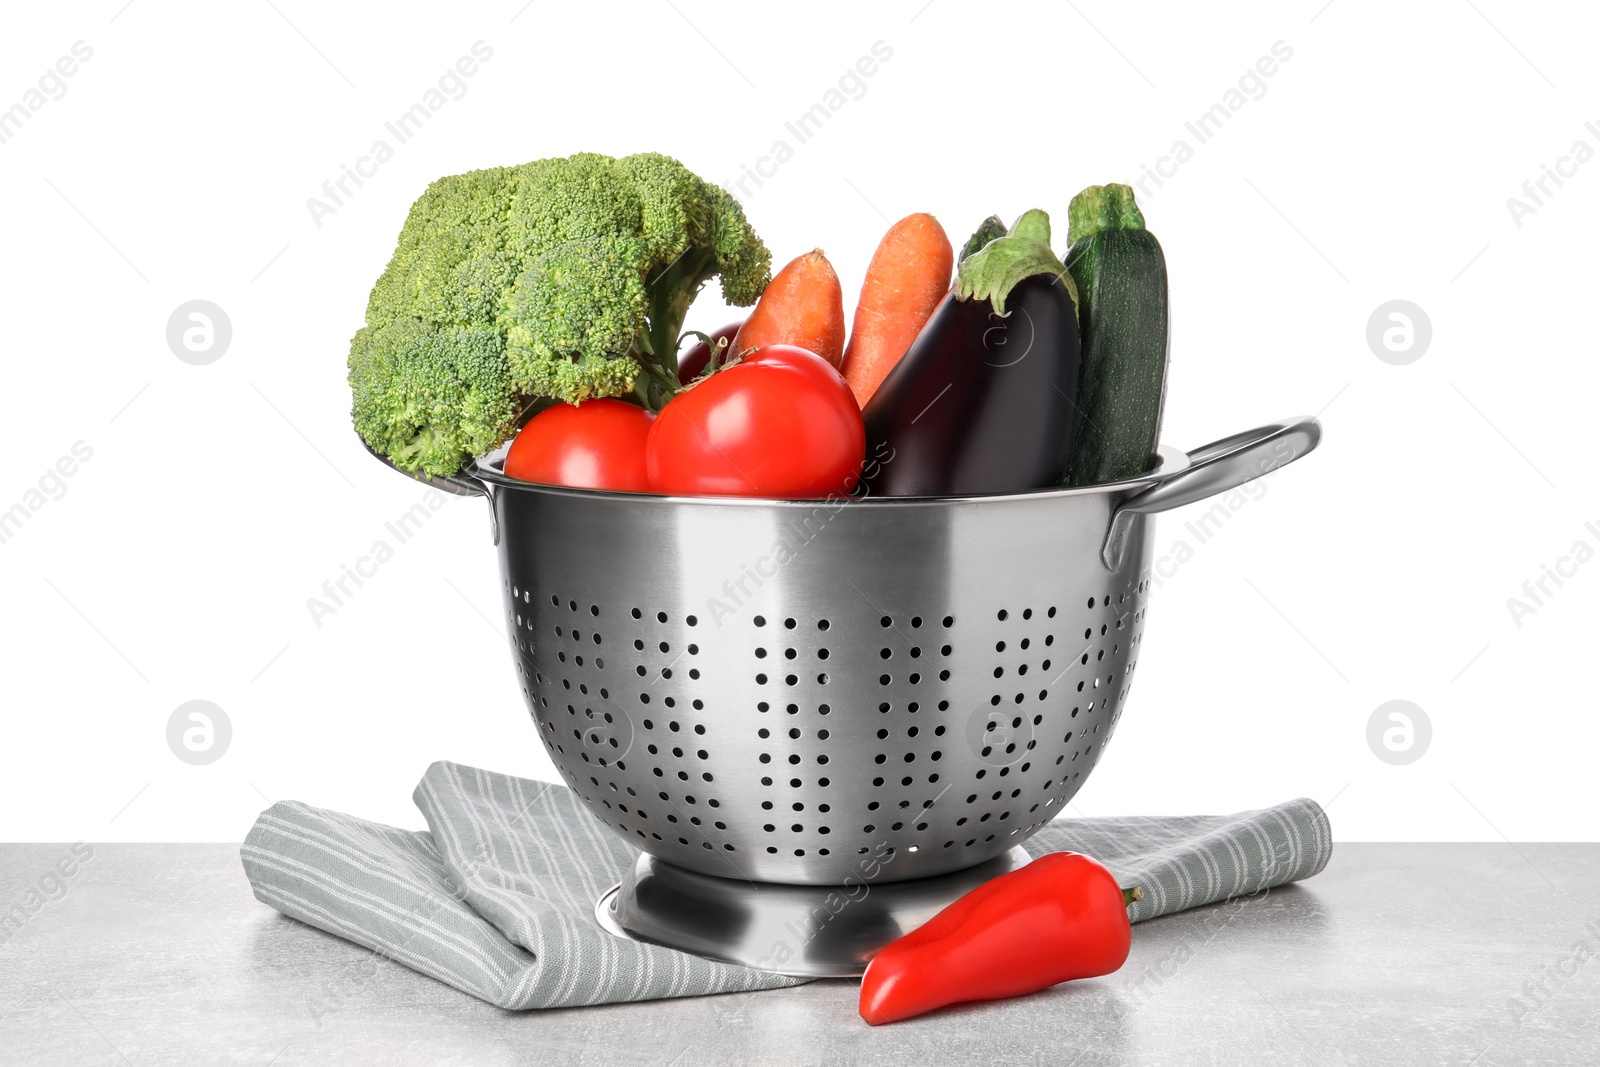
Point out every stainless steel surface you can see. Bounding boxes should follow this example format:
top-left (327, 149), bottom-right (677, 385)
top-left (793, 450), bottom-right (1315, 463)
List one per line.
top-left (465, 417), bottom-right (1320, 885)
top-left (597, 847), bottom-right (1033, 977)
top-left (4, 843), bottom-right (1597, 1066)
top-left (1100, 417), bottom-right (1322, 569)
top-left (358, 437), bottom-right (492, 499)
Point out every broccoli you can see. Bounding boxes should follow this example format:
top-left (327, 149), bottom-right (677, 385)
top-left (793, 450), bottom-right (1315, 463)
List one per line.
top-left (348, 151), bottom-right (771, 476)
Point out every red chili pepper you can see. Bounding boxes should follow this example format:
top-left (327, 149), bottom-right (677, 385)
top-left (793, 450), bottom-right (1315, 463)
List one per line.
top-left (858, 851), bottom-right (1140, 1025)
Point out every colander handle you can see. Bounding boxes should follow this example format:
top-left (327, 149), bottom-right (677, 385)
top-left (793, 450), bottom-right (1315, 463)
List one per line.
top-left (358, 438), bottom-right (498, 542)
top-left (1100, 416), bottom-right (1322, 570)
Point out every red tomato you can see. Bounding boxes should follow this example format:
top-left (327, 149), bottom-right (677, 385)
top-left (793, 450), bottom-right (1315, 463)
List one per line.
top-left (677, 321), bottom-right (744, 384)
top-left (647, 345), bottom-right (865, 498)
top-left (505, 399), bottom-right (654, 492)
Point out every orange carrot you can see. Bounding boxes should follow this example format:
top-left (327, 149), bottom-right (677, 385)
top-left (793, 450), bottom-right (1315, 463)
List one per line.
top-left (841, 213), bottom-right (954, 407)
top-left (733, 250), bottom-right (846, 367)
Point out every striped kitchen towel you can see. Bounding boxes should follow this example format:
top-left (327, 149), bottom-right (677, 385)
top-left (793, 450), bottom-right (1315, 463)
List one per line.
top-left (241, 762), bottom-right (1331, 1010)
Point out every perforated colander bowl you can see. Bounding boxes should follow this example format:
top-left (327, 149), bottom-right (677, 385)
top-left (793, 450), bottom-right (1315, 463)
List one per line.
top-left (437, 417), bottom-right (1318, 886)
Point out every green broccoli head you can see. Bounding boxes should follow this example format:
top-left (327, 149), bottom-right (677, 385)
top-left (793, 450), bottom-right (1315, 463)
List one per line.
top-left (349, 152), bottom-right (771, 475)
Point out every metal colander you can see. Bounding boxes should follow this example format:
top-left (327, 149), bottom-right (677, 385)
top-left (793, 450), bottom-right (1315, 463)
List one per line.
top-left (434, 416), bottom-right (1319, 886)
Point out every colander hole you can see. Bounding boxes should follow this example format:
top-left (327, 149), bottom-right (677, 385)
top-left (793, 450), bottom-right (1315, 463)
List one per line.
top-left (784, 618), bottom-right (797, 629)
top-left (817, 648), bottom-right (829, 660)
top-left (758, 701), bottom-right (770, 712)
top-left (657, 611), bottom-right (668, 622)
top-left (997, 609), bottom-right (1008, 621)
top-left (819, 703), bottom-right (831, 715)
top-left (819, 777), bottom-right (830, 787)
top-left (687, 615), bottom-right (698, 626)
top-left (879, 674), bottom-right (892, 685)
top-left (880, 648), bottom-right (892, 660)
top-left (756, 673), bottom-right (768, 684)
top-left (755, 648), bottom-right (768, 659)
top-left (880, 616), bottom-right (892, 628)
top-left (943, 616), bottom-right (954, 627)
top-left (754, 615), bottom-right (766, 626)
top-left (818, 619), bottom-right (830, 631)
top-left (569, 600), bottom-right (578, 611)
top-left (631, 607), bottom-right (641, 618)
top-left (785, 674), bottom-right (798, 685)
top-left (786, 703), bottom-right (799, 715)
top-left (1022, 608), bottom-right (1033, 620)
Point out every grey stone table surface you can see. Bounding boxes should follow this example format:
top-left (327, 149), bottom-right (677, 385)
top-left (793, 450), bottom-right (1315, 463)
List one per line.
top-left (1, 843), bottom-right (1596, 1066)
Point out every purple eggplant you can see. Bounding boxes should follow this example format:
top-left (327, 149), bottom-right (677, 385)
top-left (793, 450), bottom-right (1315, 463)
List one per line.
top-left (861, 210), bottom-right (1081, 497)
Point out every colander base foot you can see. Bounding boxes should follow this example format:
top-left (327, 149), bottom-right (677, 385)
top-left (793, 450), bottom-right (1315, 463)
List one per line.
top-left (593, 848), bottom-right (1031, 978)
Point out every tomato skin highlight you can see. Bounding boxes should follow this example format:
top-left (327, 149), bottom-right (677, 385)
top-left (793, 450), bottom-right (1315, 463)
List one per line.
top-left (647, 345), bottom-right (865, 499)
top-left (504, 399), bottom-right (655, 492)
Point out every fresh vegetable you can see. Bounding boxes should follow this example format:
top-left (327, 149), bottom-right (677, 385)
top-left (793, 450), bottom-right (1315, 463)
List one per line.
top-left (840, 213), bottom-right (954, 407)
top-left (860, 210), bottom-right (1082, 497)
top-left (957, 214), bottom-right (1007, 264)
top-left (1063, 183), bottom-right (1170, 486)
top-left (646, 345), bottom-right (864, 498)
top-left (676, 320), bottom-right (743, 384)
top-left (348, 152), bottom-right (771, 476)
top-left (731, 250), bottom-right (846, 368)
top-left (858, 852), bottom-right (1141, 1025)
top-left (504, 399), bottom-right (654, 492)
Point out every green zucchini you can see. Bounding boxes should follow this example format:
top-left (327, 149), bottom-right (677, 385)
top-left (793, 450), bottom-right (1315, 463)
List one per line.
top-left (1062, 183), bottom-right (1170, 486)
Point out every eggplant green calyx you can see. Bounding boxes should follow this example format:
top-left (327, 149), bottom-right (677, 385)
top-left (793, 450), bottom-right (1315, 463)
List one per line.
top-left (956, 208), bottom-right (1077, 316)
top-left (1066, 183), bottom-right (1146, 244)
top-left (958, 214), bottom-right (1008, 265)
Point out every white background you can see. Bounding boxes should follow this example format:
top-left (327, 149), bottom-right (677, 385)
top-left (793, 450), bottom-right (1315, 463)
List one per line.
top-left (1, 0), bottom-right (1594, 843)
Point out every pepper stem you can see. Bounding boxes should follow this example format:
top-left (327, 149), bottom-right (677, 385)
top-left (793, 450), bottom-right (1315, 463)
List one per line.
top-left (1122, 886), bottom-right (1143, 907)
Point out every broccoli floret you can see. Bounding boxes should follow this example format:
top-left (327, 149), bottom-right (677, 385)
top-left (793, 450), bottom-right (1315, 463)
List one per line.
top-left (349, 152), bottom-right (770, 476)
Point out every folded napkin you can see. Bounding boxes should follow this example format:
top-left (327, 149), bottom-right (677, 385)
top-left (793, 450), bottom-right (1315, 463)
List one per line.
top-left (241, 762), bottom-right (1331, 1010)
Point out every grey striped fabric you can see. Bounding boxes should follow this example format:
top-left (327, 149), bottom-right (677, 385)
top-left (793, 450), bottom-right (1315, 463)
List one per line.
top-left (241, 762), bottom-right (1330, 1009)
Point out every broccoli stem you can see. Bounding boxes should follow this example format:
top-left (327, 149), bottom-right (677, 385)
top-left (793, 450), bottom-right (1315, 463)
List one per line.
top-left (645, 249), bottom-right (719, 366)
top-left (629, 245), bottom-right (723, 411)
